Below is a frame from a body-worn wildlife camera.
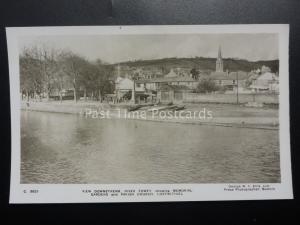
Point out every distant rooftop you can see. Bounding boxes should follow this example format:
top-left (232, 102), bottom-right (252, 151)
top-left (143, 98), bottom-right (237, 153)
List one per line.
top-left (134, 70), bottom-right (250, 83)
top-left (136, 76), bottom-right (197, 83)
top-left (210, 71), bottom-right (249, 80)
top-left (159, 84), bottom-right (191, 91)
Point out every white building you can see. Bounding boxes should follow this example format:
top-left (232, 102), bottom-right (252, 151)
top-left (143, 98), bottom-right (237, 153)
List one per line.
top-left (115, 77), bottom-right (145, 101)
top-left (250, 72), bottom-right (279, 93)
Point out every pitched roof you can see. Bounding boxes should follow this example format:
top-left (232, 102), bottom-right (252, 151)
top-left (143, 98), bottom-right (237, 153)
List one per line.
top-left (165, 69), bottom-right (178, 78)
top-left (136, 76), bottom-right (196, 83)
top-left (210, 71), bottom-right (249, 80)
top-left (159, 84), bottom-right (191, 91)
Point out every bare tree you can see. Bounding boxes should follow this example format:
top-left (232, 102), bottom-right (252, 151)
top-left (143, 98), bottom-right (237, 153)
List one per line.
top-left (95, 61), bottom-right (115, 102)
top-left (21, 45), bottom-right (60, 101)
top-left (52, 66), bottom-right (67, 102)
top-left (20, 46), bottom-right (114, 104)
top-left (20, 47), bottom-right (44, 101)
top-left (59, 51), bottom-right (88, 103)
top-left (37, 46), bottom-right (59, 100)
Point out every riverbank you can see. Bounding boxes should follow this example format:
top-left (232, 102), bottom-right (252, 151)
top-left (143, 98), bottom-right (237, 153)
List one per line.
top-left (21, 100), bottom-right (279, 130)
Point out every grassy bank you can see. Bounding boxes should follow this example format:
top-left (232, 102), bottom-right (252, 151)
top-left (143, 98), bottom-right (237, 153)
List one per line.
top-left (21, 100), bottom-right (279, 130)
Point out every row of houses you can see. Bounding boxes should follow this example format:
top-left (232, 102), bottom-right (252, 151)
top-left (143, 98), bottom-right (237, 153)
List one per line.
top-left (114, 71), bottom-right (279, 103)
top-left (113, 46), bottom-right (279, 103)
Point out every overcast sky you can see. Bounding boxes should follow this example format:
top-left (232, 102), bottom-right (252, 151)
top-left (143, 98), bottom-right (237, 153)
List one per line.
top-left (18, 33), bottom-right (278, 63)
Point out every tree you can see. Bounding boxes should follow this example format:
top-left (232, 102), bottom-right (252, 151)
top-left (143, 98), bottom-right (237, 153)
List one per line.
top-left (94, 62), bottom-right (114, 101)
top-left (52, 67), bottom-right (68, 102)
top-left (190, 68), bottom-right (200, 80)
top-left (30, 46), bottom-right (60, 100)
top-left (74, 61), bottom-right (98, 101)
top-left (20, 46), bottom-right (59, 101)
top-left (20, 51), bottom-right (42, 100)
top-left (59, 51), bottom-right (88, 102)
top-left (195, 78), bottom-right (219, 93)
top-left (20, 46), bottom-right (116, 103)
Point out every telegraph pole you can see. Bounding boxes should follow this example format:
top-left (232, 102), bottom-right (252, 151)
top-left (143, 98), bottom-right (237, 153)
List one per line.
top-left (236, 71), bottom-right (239, 104)
top-left (130, 74), bottom-right (137, 104)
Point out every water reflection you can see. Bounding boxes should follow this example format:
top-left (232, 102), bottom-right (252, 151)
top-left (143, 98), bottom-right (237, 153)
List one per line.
top-left (21, 111), bottom-right (280, 183)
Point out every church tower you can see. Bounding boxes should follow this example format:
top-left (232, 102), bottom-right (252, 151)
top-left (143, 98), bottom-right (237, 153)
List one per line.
top-left (216, 46), bottom-right (224, 72)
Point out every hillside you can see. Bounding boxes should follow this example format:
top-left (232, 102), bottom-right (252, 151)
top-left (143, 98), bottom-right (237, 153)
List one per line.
top-left (116, 57), bottom-right (279, 73)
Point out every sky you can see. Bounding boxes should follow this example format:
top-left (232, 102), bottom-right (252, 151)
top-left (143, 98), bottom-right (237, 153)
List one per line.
top-left (18, 33), bottom-right (278, 63)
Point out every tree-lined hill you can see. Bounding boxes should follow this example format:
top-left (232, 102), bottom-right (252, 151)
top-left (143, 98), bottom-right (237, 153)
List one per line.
top-left (116, 57), bottom-right (279, 73)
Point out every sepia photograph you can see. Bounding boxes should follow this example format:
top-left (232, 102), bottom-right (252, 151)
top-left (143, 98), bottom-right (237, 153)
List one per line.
top-left (7, 25), bottom-right (292, 202)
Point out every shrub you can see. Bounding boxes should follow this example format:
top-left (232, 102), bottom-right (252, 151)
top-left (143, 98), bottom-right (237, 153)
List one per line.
top-left (195, 78), bottom-right (219, 93)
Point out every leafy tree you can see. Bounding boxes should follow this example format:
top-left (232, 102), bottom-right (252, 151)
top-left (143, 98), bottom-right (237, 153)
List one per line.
top-left (195, 78), bottom-right (219, 93)
top-left (190, 68), bottom-right (199, 80)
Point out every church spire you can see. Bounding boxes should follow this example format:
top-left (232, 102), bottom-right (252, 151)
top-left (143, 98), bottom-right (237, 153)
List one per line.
top-left (218, 45), bottom-right (222, 59)
top-left (216, 45), bottom-right (224, 72)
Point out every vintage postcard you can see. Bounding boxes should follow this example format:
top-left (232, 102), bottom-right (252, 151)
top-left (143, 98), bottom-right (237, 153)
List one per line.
top-left (7, 25), bottom-right (293, 203)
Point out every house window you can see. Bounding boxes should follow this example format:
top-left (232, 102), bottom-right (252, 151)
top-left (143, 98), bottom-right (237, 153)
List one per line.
top-left (219, 80), bottom-right (222, 85)
top-left (232, 80), bottom-right (236, 84)
top-left (136, 83), bottom-right (141, 88)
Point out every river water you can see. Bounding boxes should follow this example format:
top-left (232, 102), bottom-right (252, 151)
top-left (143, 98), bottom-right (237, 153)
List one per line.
top-left (21, 111), bottom-right (280, 184)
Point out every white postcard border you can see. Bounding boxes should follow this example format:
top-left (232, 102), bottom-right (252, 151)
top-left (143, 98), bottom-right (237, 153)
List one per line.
top-left (7, 25), bottom-right (293, 203)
